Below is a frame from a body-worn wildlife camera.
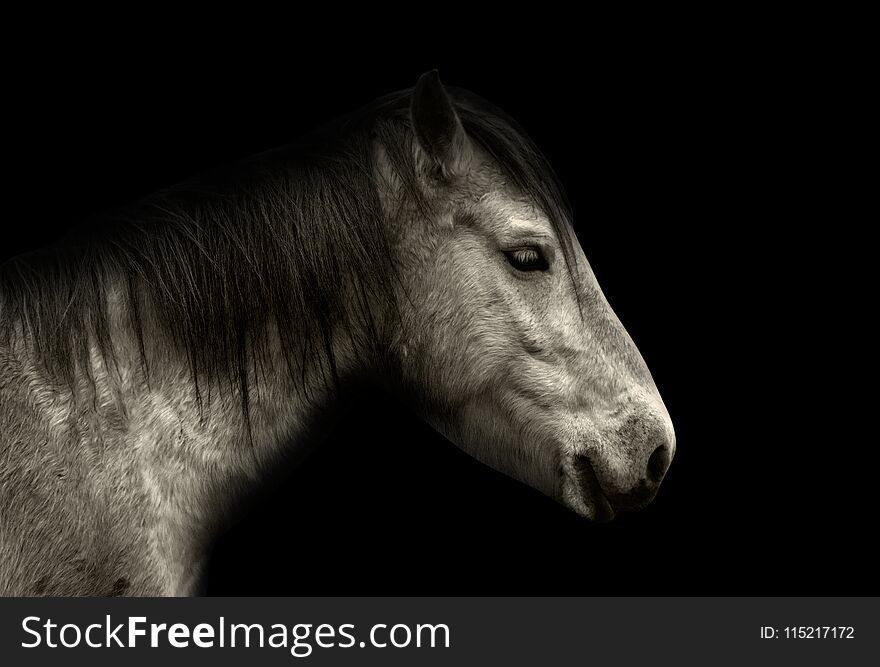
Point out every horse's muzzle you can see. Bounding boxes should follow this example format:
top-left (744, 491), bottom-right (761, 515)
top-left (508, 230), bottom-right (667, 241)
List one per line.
top-left (572, 427), bottom-right (674, 519)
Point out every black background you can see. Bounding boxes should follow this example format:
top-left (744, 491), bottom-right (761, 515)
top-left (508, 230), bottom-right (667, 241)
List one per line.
top-left (2, 29), bottom-right (871, 595)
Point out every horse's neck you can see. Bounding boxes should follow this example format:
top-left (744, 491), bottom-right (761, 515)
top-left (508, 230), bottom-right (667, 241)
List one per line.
top-left (3, 280), bottom-right (352, 592)
top-left (122, 290), bottom-right (345, 483)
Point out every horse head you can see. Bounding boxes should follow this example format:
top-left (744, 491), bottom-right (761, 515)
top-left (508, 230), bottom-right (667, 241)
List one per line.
top-left (382, 72), bottom-right (675, 521)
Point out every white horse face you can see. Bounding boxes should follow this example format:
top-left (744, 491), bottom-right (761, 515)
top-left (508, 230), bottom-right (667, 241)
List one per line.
top-left (389, 73), bottom-right (675, 521)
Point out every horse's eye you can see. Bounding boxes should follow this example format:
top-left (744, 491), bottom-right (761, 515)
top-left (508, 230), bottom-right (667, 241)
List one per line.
top-left (505, 247), bottom-right (548, 272)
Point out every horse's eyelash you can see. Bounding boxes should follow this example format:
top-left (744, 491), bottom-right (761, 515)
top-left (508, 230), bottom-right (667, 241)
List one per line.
top-left (510, 248), bottom-right (539, 261)
top-left (504, 247), bottom-right (548, 271)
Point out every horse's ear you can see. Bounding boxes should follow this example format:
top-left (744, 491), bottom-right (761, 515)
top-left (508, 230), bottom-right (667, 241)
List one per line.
top-left (410, 70), bottom-right (473, 178)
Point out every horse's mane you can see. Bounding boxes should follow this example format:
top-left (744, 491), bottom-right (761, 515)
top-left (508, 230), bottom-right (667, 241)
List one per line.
top-left (0, 86), bottom-right (574, 419)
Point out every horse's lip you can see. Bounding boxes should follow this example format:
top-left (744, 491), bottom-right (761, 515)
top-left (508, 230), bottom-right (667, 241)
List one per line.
top-left (573, 455), bottom-right (616, 522)
top-left (592, 489), bottom-right (616, 522)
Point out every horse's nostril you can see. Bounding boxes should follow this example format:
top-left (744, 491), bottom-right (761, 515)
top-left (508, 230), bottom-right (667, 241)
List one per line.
top-left (647, 442), bottom-right (672, 484)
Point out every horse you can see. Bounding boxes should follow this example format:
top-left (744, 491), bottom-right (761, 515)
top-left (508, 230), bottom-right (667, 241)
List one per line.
top-left (0, 71), bottom-right (675, 596)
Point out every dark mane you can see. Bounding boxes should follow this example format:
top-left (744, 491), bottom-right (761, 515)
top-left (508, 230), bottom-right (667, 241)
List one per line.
top-left (0, 86), bottom-right (574, 419)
